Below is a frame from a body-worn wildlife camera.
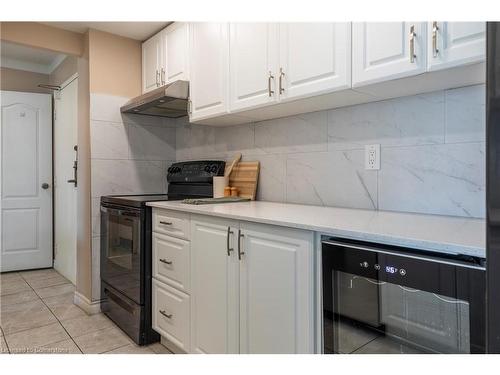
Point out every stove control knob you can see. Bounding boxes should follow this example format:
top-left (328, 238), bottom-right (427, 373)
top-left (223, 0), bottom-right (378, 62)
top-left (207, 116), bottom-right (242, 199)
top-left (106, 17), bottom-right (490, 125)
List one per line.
top-left (167, 167), bottom-right (173, 173)
top-left (204, 165), bottom-right (211, 173)
top-left (360, 261), bottom-right (369, 268)
top-left (400, 269), bottom-right (406, 276)
top-left (210, 165), bottom-right (218, 173)
top-left (374, 264), bottom-right (380, 270)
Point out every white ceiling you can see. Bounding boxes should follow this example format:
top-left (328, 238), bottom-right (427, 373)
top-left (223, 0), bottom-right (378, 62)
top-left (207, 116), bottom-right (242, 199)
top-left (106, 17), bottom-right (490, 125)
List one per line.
top-left (0, 41), bottom-right (66, 74)
top-left (41, 22), bottom-right (170, 41)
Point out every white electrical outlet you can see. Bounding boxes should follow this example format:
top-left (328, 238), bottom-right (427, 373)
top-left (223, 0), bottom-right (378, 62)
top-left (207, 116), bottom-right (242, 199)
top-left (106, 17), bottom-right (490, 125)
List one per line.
top-left (365, 144), bottom-right (380, 170)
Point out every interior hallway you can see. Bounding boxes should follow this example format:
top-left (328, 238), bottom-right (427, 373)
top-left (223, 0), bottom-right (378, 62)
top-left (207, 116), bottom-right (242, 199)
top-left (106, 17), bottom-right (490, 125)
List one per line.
top-left (0, 268), bottom-right (170, 354)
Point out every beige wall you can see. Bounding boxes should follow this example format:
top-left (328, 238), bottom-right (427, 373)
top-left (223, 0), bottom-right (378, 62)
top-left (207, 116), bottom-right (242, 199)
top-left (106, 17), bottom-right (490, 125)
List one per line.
top-left (88, 29), bottom-right (141, 98)
top-left (1, 23), bottom-right (142, 303)
top-left (76, 31), bottom-right (92, 301)
top-left (0, 22), bottom-right (84, 56)
top-left (49, 55), bottom-right (78, 86)
top-left (0, 67), bottom-right (51, 93)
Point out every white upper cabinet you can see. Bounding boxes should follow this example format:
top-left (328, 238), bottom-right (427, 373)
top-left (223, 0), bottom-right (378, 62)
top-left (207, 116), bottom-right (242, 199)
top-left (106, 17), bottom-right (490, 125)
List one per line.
top-left (279, 23), bottom-right (351, 100)
top-left (142, 23), bottom-right (189, 93)
top-left (239, 222), bottom-right (314, 354)
top-left (352, 22), bottom-right (427, 87)
top-left (190, 216), bottom-right (239, 354)
top-left (229, 23), bottom-right (279, 111)
top-left (427, 22), bottom-right (485, 71)
top-left (163, 22), bottom-right (190, 83)
top-left (189, 23), bottom-right (230, 121)
top-left (142, 32), bottom-right (162, 93)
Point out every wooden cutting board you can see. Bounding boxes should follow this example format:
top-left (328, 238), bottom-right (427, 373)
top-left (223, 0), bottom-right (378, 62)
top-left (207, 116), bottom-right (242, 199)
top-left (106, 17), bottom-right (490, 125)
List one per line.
top-left (225, 161), bottom-right (260, 200)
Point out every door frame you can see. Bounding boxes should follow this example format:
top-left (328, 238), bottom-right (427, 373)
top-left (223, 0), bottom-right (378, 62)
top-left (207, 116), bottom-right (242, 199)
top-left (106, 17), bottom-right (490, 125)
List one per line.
top-left (52, 72), bottom-right (78, 280)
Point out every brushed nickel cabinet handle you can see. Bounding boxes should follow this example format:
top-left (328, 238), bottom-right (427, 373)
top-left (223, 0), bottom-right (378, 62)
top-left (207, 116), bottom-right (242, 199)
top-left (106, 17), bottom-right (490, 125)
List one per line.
top-left (279, 67), bottom-right (285, 94)
top-left (268, 71), bottom-right (275, 97)
top-left (227, 227), bottom-right (234, 256)
top-left (159, 221), bottom-right (172, 226)
top-left (159, 310), bottom-right (172, 319)
top-left (156, 70), bottom-right (160, 87)
top-left (409, 25), bottom-right (416, 63)
top-left (159, 258), bottom-right (173, 265)
top-left (238, 230), bottom-right (245, 260)
top-left (432, 21), bottom-right (439, 57)
top-left (161, 68), bottom-right (166, 85)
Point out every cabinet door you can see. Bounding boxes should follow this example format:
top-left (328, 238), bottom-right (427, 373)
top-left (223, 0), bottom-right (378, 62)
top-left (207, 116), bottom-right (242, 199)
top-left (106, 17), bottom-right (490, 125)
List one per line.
top-left (164, 22), bottom-right (189, 83)
top-left (278, 23), bottom-right (351, 100)
top-left (142, 33), bottom-right (162, 93)
top-left (428, 22), bottom-right (485, 71)
top-left (190, 216), bottom-right (239, 354)
top-left (239, 223), bottom-right (314, 353)
top-left (229, 23), bottom-right (279, 112)
top-left (189, 23), bottom-right (229, 121)
top-left (352, 22), bottom-right (427, 87)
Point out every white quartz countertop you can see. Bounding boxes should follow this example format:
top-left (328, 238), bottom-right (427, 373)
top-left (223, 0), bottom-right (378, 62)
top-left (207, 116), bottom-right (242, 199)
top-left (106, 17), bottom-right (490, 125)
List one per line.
top-left (146, 200), bottom-right (486, 258)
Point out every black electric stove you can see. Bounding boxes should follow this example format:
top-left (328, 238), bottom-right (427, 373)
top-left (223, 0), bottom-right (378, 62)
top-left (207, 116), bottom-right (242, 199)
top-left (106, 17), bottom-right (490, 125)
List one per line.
top-left (100, 160), bottom-right (225, 345)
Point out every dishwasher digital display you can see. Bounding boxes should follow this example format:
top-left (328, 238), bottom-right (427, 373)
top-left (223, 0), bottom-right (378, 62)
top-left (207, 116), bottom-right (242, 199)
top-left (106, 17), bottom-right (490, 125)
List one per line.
top-left (385, 265), bottom-right (398, 274)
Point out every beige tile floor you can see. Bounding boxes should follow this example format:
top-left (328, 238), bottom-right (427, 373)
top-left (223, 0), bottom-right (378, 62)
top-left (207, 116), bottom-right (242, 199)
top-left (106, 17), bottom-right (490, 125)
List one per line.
top-left (0, 268), bottom-right (171, 354)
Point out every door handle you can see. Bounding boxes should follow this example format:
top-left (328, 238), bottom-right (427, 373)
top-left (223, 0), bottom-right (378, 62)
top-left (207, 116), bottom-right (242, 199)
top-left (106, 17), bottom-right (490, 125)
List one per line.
top-left (41, 183), bottom-right (50, 189)
top-left (159, 221), bottom-right (172, 226)
top-left (432, 21), bottom-right (439, 57)
top-left (268, 71), bottom-right (275, 97)
top-left (67, 145), bottom-right (78, 187)
top-left (159, 310), bottom-right (173, 319)
top-left (279, 67), bottom-right (285, 94)
top-left (227, 227), bottom-right (234, 256)
top-left (238, 230), bottom-right (245, 260)
top-left (159, 258), bottom-right (173, 265)
top-left (409, 25), bottom-right (417, 63)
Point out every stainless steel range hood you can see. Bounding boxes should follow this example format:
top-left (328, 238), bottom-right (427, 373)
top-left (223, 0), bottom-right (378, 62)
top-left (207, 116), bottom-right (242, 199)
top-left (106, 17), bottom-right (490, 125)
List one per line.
top-left (120, 80), bottom-right (189, 118)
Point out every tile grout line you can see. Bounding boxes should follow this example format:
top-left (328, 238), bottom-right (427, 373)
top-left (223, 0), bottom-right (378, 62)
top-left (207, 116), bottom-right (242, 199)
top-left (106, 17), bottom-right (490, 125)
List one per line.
top-left (1, 326), bottom-right (11, 354)
top-left (19, 271), bottom-right (84, 354)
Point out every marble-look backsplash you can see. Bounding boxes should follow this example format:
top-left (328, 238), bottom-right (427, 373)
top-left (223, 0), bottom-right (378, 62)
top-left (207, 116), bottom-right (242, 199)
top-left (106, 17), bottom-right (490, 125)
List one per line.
top-left (176, 84), bottom-right (486, 219)
top-left (89, 93), bottom-right (176, 299)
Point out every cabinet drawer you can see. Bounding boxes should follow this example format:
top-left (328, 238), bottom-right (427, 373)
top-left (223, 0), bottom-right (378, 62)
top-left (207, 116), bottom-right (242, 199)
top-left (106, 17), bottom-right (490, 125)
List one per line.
top-left (152, 279), bottom-right (190, 352)
top-left (153, 209), bottom-right (190, 240)
top-left (153, 233), bottom-right (190, 293)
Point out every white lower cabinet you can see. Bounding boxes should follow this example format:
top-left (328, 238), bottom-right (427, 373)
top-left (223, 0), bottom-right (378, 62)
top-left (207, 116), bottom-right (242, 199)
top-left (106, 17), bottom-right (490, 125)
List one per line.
top-left (190, 216), bottom-right (239, 354)
top-left (189, 214), bottom-right (314, 354)
top-left (238, 222), bottom-right (314, 353)
top-left (152, 279), bottom-right (190, 352)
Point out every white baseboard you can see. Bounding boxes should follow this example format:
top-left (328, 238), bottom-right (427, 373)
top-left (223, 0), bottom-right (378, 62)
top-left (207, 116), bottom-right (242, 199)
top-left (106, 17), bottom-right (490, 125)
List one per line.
top-left (74, 291), bottom-right (101, 315)
top-left (160, 337), bottom-right (185, 354)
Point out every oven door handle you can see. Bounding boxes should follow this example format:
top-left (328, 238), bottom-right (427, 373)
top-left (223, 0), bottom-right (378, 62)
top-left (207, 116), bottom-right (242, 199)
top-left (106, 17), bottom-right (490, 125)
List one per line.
top-left (104, 287), bottom-right (137, 314)
top-left (101, 206), bottom-right (140, 218)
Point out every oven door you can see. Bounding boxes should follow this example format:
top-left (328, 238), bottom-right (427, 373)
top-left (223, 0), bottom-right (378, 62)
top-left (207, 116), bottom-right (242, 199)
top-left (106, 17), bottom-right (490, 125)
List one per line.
top-left (322, 239), bottom-right (486, 354)
top-left (100, 204), bottom-right (143, 305)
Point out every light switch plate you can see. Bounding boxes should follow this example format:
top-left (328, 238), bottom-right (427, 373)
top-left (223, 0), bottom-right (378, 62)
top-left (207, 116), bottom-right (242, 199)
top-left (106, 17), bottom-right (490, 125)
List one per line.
top-left (365, 144), bottom-right (380, 170)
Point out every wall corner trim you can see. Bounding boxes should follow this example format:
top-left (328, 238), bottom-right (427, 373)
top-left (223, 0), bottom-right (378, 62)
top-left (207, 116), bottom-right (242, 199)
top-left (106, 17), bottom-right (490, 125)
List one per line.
top-left (73, 291), bottom-right (102, 315)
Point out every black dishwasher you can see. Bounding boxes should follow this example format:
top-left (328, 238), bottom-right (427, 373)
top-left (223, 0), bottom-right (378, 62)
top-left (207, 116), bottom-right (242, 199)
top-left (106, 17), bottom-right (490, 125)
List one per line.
top-left (322, 238), bottom-right (486, 354)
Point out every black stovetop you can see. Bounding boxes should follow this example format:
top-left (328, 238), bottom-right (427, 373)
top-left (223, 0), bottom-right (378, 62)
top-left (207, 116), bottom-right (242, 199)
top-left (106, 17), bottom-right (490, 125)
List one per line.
top-left (101, 194), bottom-right (170, 208)
top-left (100, 160), bottom-right (227, 209)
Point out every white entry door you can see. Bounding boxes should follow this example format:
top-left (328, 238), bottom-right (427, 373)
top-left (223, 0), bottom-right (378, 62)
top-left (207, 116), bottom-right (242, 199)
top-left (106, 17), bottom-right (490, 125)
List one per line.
top-left (1, 91), bottom-right (53, 272)
top-left (54, 77), bottom-right (78, 284)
